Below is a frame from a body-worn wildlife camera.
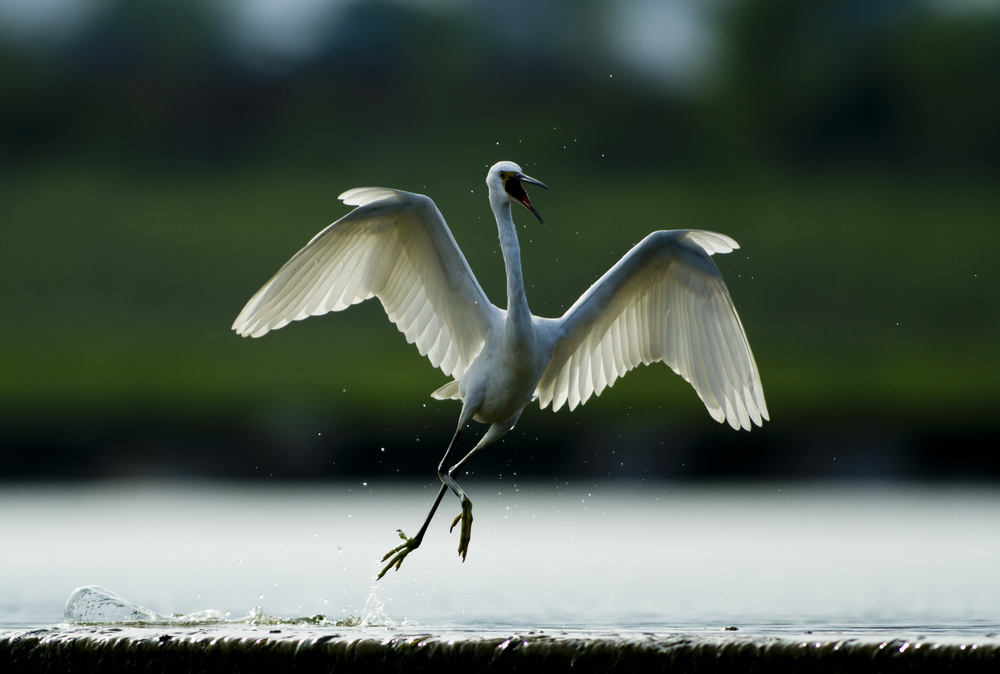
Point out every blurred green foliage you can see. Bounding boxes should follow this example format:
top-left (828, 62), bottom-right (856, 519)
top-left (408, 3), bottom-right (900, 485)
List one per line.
top-left (1, 0), bottom-right (998, 477)
top-left (4, 161), bottom-right (996, 425)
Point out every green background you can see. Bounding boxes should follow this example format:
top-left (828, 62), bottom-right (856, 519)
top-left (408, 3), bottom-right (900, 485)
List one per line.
top-left (2, 0), bottom-right (998, 481)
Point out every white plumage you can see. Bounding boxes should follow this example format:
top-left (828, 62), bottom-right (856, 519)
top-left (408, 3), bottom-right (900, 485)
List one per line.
top-left (233, 161), bottom-right (768, 577)
top-left (533, 229), bottom-right (765, 429)
top-left (234, 189), bottom-right (492, 381)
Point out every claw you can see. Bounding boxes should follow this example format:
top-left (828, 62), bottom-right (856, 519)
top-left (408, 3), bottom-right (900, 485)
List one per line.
top-left (377, 529), bottom-right (418, 580)
top-left (449, 497), bottom-right (474, 561)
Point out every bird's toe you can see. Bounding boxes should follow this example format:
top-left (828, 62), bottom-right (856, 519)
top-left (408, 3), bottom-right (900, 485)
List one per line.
top-left (450, 498), bottom-right (474, 561)
top-left (376, 530), bottom-right (419, 580)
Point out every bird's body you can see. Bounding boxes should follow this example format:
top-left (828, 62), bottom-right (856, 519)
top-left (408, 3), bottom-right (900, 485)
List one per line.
top-left (233, 161), bottom-right (768, 577)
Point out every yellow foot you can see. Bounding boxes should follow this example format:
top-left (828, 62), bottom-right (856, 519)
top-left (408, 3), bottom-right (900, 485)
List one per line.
top-left (449, 497), bottom-right (474, 561)
top-left (377, 530), bottom-right (419, 580)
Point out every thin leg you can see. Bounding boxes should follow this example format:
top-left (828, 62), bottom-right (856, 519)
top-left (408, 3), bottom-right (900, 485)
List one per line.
top-left (376, 415), bottom-right (519, 579)
top-left (377, 428), bottom-right (464, 580)
top-left (443, 446), bottom-right (481, 563)
top-left (442, 414), bottom-right (521, 564)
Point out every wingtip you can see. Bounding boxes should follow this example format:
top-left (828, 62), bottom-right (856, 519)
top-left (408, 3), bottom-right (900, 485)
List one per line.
top-left (684, 231), bottom-right (741, 256)
top-left (231, 317), bottom-right (268, 338)
top-left (338, 187), bottom-right (398, 207)
top-left (714, 397), bottom-right (768, 431)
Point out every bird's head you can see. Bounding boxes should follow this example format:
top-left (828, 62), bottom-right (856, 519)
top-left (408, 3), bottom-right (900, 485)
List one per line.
top-left (487, 161), bottom-right (548, 225)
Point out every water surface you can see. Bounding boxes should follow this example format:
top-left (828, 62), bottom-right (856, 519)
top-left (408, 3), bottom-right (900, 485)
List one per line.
top-left (3, 481), bottom-right (999, 639)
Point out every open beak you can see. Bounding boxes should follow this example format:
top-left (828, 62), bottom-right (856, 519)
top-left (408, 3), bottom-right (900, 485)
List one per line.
top-left (505, 172), bottom-right (548, 225)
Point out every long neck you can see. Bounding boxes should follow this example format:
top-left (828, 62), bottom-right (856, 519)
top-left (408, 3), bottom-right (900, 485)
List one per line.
top-left (493, 197), bottom-right (532, 328)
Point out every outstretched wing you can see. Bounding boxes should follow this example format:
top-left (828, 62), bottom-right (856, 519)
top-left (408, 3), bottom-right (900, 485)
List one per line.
top-left (535, 230), bottom-right (768, 430)
top-left (232, 188), bottom-right (500, 380)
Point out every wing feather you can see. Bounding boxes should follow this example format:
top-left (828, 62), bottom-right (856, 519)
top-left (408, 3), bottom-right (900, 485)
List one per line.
top-left (232, 189), bottom-right (499, 380)
top-left (536, 230), bottom-right (768, 430)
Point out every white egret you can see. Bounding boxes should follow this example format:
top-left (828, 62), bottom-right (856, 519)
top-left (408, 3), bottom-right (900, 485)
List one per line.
top-left (233, 160), bottom-right (768, 578)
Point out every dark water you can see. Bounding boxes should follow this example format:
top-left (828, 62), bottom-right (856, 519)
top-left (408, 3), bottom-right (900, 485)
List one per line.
top-left (3, 481), bottom-right (999, 640)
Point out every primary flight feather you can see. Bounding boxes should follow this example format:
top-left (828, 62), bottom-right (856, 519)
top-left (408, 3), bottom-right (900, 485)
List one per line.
top-left (233, 160), bottom-right (768, 577)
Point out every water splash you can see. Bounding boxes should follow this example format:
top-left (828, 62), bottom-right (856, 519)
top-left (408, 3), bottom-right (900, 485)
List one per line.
top-left (64, 586), bottom-right (225, 625)
top-left (241, 606), bottom-right (341, 627)
top-left (359, 578), bottom-right (397, 628)
top-left (63, 586), bottom-right (358, 627)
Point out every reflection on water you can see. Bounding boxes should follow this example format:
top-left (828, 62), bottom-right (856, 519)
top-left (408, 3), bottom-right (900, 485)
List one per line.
top-left (2, 481), bottom-right (999, 636)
